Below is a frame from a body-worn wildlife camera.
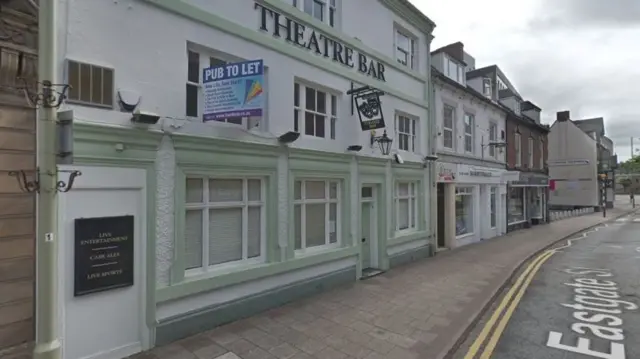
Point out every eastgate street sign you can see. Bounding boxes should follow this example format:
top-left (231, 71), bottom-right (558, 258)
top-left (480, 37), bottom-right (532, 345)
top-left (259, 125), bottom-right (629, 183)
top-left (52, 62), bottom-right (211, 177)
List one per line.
top-left (255, 3), bottom-right (387, 82)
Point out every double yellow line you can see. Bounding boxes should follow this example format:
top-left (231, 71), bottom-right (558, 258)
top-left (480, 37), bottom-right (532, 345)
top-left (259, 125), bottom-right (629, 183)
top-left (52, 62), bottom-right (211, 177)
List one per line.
top-left (463, 249), bottom-right (556, 359)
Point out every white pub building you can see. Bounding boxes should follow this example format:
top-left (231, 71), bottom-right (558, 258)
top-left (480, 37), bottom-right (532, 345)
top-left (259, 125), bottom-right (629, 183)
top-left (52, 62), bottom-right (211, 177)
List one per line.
top-left (44, 0), bottom-right (437, 358)
top-left (430, 43), bottom-right (514, 249)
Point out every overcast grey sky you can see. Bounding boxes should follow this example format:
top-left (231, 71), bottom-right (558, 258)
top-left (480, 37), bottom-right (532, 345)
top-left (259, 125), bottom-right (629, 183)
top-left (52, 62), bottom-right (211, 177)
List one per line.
top-left (412, 0), bottom-right (640, 161)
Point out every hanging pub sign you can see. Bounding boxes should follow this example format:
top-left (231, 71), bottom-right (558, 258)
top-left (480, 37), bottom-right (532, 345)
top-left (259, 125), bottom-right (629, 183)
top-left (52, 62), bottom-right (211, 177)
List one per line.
top-left (347, 84), bottom-right (386, 131)
top-left (74, 215), bottom-right (135, 297)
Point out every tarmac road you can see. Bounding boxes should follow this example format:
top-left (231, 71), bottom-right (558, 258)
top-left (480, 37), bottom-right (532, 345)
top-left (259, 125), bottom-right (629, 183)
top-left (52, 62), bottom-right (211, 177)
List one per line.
top-left (453, 212), bottom-right (640, 359)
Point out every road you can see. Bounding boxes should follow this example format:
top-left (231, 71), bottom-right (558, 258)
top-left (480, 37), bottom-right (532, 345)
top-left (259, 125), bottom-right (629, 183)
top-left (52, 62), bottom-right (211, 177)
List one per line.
top-left (453, 212), bottom-right (640, 359)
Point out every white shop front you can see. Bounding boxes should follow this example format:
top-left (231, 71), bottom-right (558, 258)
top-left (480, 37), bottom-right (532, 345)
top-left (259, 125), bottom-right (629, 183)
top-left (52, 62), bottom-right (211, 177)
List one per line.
top-left (436, 162), bottom-right (508, 249)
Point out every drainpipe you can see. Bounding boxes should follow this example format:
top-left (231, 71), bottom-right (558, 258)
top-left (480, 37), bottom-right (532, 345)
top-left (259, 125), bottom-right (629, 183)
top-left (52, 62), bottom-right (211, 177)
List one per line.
top-left (426, 32), bottom-right (438, 256)
top-left (33, 1), bottom-right (62, 358)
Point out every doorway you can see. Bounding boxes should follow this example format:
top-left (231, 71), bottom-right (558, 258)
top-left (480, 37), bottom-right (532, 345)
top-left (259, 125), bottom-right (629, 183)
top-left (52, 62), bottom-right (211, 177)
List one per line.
top-left (437, 183), bottom-right (446, 248)
top-left (361, 185), bottom-right (380, 277)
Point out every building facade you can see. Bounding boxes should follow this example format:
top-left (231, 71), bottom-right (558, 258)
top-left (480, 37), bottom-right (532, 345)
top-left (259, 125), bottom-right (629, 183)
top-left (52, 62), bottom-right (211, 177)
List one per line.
top-left (430, 43), bottom-right (509, 250)
top-left (51, 0), bottom-right (435, 358)
top-left (0, 0), bottom-right (38, 353)
top-left (548, 111), bottom-right (613, 210)
top-left (466, 65), bottom-right (549, 232)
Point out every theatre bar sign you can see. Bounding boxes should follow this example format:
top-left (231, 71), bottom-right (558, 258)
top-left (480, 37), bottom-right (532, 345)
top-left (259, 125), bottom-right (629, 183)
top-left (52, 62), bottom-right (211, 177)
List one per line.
top-left (255, 3), bottom-right (387, 82)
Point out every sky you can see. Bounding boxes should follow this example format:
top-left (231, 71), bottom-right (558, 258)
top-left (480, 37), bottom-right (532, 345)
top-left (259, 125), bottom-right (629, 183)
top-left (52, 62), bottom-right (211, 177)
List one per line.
top-left (411, 0), bottom-right (640, 161)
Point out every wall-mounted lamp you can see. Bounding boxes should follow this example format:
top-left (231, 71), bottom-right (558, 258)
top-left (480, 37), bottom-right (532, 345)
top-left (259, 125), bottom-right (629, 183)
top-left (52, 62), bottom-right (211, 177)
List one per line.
top-left (347, 145), bottom-right (362, 152)
top-left (278, 131), bottom-right (300, 144)
top-left (131, 110), bottom-right (160, 125)
top-left (370, 130), bottom-right (393, 156)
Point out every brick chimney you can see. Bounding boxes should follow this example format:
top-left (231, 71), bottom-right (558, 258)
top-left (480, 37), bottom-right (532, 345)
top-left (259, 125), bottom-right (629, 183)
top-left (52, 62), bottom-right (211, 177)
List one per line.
top-left (557, 110), bottom-right (570, 122)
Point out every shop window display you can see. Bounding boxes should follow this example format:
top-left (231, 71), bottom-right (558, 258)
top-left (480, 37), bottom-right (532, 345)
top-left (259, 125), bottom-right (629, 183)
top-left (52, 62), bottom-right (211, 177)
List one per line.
top-left (455, 187), bottom-right (474, 236)
top-left (508, 187), bottom-right (525, 223)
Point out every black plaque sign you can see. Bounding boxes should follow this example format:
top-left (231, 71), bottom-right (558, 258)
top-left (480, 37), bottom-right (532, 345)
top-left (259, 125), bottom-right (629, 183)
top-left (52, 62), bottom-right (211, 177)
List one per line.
top-left (74, 215), bottom-right (134, 297)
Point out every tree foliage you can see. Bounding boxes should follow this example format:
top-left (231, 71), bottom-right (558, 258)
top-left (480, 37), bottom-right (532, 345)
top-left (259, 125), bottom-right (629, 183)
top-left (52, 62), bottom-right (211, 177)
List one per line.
top-left (618, 156), bottom-right (640, 174)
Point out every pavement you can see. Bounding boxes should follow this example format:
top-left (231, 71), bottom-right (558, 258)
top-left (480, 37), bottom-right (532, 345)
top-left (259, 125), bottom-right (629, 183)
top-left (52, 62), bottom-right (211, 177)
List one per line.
top-left (128, 203), bottom-right (637, 359)
top-left (2, 205), bottom-right (635, 359)
top-left (452, 208), bottom-right (640, 359)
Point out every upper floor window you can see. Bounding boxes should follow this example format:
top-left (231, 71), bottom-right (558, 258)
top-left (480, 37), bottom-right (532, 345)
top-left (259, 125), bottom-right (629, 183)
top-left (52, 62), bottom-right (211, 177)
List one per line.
top-left (514, 98), bottom-right (522, 115)
top-left (539, 139), bottom-right (545, 169)
top-left (445, 56), bottom-right (464, 84)
top-left (186, 50), bottom-right (250, 127)
top-left (443, 105), bottom-right (455, 149)
top-left (497, 77), bottom-right (508, 91)
top-left (464, 113), bottom-right (474, 153)
top-left (184, 177), bottom-right (265, 273)
top-left (489, 122), bottom-right (498, 158)
top-left (482, 78), bottom-right (492, 98)
top-left (515, 132), bottom-right (522, 167)
top-left (528, 137), bottom-right (534, 168)
top-left (292, 0), bottom-right (338, 27)
top-left (294, 82), bottom-right (337, 139)
top-left (395, 30), bottom-right (416, 69)
top-left (396, 114), bottom-right (416, 152)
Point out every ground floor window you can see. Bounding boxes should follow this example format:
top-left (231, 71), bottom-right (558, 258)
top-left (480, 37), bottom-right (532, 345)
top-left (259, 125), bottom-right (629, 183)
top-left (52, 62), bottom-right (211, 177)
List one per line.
top-left (530, 188), bottom-right (544, 218)
top-left (395, 181), bottom-right (419, 233)
top-left (490, 187), bottom-right (497, 228)
top-left (455, 186), bottom-right (474, 236)
top-left (508, 187), bottom-right (525, 223)
top-left (184, 177), bottom-right (265, 273)
top-left (294, 180), bottom-right (341, 252)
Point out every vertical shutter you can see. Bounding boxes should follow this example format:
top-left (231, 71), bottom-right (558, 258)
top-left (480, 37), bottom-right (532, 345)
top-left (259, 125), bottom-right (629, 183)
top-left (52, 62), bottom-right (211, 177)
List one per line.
top-left (184, 210), bottom-right (203, 269)
top-left (329, 203), bottom-right (337, 243)
top-left (209, 208), bottom-right (242, 265)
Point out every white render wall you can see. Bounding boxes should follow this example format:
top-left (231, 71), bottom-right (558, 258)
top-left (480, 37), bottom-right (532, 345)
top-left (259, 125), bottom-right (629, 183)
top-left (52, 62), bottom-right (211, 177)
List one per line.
top-left (548, 121), bottom-right (599, 207)
top-left (56, 0), bottom-right (432, 162)
top-left (433, 78), bottom-right (507, 163)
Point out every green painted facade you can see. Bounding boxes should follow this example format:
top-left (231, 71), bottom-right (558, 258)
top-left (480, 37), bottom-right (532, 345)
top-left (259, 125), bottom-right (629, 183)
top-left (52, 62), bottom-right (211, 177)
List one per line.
top-left (67, 0), bottom-right (436, 348)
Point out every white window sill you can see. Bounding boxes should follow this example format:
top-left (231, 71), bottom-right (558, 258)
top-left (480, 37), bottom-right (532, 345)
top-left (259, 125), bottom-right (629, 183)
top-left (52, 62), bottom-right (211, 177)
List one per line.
top-left (295, 243), bottom-right (341, 257)
top-left (185, 257), bottom-right (265, 280)
top-left (456, 232), bottom-right (474, 240)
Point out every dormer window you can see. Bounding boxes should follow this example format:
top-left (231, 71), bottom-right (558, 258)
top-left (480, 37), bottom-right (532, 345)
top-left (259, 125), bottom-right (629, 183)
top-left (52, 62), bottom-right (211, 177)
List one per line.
top-left (445, 56), bottom-right (464, 84)
top-left (482, 78), bottom-right (492, 98)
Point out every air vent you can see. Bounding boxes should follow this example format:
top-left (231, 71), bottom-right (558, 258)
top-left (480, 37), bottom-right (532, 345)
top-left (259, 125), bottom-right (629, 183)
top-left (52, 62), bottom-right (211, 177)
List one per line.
top-left (66, 59), bottom-right (114, 108)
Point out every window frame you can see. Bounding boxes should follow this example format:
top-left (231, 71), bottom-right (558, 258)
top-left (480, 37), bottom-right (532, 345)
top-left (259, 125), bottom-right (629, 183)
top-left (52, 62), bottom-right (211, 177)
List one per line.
top-left (394, 28), bottom-right (416, 69)
top-left (488, 122), bottom-right (498, 158)
top-left (464, 113), bottom-right (474, 154)
top-left (186, 49), bottom-right (253, 128)
top-left (395, 113), bottom-right (417, 153)
top-left (445, 56), bottom-right (464, 84)
top-left (490, 187), bottom-right (497, 229)
top-left (294, 82), bottom-right (338, 140)
top-left (455, 186), bottom-right (474, 237)
top-left (294, 0), bottom-right (339, 28)
top-left (394, 181), bottom-right (419, 234)
top-left (65, 59), bottom-right (115, 108)
top-left (528, 137), bottom-right (534, 168)
top-left (514, 132), bottom-right (522, 167)
top-left (184, 176), bottom-right (267, 276)
top-left (539, 139), bottom-right (545, 169)
top-left (293, 179), bottom-right (342, 254)
top-left (443, 104), bottom-right (455, 150)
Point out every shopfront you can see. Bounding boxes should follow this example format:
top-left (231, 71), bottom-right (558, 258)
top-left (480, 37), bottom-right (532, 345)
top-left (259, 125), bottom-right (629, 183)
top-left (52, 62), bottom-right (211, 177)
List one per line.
top-left (507, 172), bottom-right (549, 231)
top-left (436, 163), bottom-right (508, 248)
